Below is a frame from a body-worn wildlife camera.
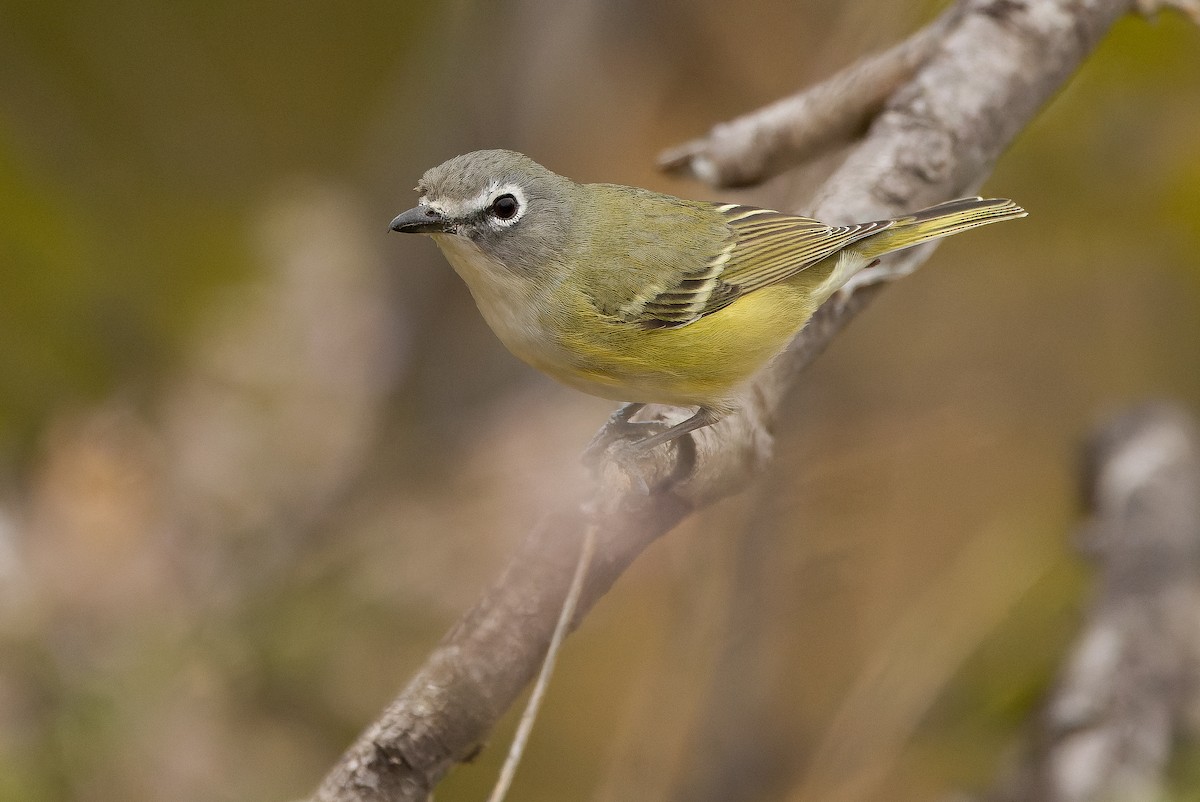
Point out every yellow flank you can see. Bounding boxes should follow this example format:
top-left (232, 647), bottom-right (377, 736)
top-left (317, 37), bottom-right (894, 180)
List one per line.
top-left (552, 279), bottom-right (816, 410)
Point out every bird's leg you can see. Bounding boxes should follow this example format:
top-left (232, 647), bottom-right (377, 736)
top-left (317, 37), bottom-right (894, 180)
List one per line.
top-left (610, 402), bottom-right (645, 426)
top-left (633, 406), bottom-right (720, 451)
top-left (582, 403), bottom-right (646, 464)
top-left (583, 405), bottom-right (720, 490)
top-left (583, 404), bottom-right (721, 474)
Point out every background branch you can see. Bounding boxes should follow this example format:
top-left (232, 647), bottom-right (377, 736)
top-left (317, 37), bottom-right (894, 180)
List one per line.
top-left (312, 1), bottom-right (1141, 799)
top-left (981, 402), bottom-right (1200, 802)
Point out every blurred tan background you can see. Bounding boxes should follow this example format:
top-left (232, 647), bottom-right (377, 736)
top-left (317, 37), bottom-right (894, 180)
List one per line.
top-left (1, 1), bottom-right (1198, 800)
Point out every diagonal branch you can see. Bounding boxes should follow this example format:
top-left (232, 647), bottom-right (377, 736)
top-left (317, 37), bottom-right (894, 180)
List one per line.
top-left (657, 2), bottom-right (963, 189)
top-left (310, 1), bottom-right (1136, 799)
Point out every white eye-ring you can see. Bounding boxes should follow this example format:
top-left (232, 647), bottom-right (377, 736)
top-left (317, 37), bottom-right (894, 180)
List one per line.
top-left (484, 184), bottom-right (526, 226)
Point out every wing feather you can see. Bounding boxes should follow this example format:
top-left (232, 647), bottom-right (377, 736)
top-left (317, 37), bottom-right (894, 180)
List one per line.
top-left (619, 204), bottom-right (890, 329)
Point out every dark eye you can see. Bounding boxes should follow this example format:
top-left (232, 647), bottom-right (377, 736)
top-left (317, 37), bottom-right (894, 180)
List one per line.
top-left (490, 194), bottom-right (519, 220)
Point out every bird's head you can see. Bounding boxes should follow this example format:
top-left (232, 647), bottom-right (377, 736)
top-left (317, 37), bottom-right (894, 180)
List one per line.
top-left (390, 150), bottom-right (575, 271)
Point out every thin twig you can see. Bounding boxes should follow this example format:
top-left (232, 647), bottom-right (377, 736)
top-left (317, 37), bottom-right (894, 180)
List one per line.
top-left (485, 523), bottom-right (598, 802)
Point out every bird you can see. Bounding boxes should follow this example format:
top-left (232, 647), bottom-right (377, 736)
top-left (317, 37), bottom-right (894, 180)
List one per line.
top-left (390, 149), bottom-right (1025, 450)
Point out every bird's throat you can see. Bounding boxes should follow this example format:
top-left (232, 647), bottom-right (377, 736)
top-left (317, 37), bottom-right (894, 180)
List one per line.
top-left (431, 234), bottom-right (557, 370)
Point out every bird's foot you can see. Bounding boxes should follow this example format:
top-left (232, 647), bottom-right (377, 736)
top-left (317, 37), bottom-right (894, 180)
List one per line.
top-left (582, 405), bottom-right (718, 491)
top-left (582, 403), bottom-right (653, 468)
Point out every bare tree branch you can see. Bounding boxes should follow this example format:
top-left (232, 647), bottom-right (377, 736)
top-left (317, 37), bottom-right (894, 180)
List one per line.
top-left (983, 402), bottom-right (1200, 802)
top-left (310, 1), bottom-right (1139, 799)
top-left (657, 3), bottom-right (963, 189)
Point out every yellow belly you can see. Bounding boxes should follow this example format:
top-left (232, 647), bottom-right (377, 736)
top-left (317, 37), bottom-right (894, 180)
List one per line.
top-left (547, 282), bottom-right (817, 410)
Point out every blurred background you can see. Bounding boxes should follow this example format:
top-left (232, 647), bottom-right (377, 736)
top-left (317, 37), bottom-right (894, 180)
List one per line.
top-left (1, 1), bottom-right (1198, 800)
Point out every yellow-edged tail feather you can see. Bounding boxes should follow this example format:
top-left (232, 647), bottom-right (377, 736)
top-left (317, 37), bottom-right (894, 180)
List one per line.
top-left (854, 197), bottom-right (1027, 260)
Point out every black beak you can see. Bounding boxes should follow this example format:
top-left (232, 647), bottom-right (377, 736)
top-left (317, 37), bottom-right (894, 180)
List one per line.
top-left (389, 205), bottom-right (448, 234)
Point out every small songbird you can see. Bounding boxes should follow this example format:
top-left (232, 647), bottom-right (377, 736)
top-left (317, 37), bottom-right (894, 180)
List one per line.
top-left (390, 150), bottom-right (1025, 449)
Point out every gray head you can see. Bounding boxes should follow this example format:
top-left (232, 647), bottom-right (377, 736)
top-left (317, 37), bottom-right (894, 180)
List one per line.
top-left (390, 150), bottom-right (575, 269)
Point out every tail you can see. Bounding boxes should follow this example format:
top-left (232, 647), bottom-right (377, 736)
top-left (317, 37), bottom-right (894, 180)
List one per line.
top-left (852, 197), bottom-right (1026, 260)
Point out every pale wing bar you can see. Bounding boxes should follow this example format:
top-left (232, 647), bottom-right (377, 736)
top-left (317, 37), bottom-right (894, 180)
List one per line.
top-left (628, 204), bottom-right (891, 329)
